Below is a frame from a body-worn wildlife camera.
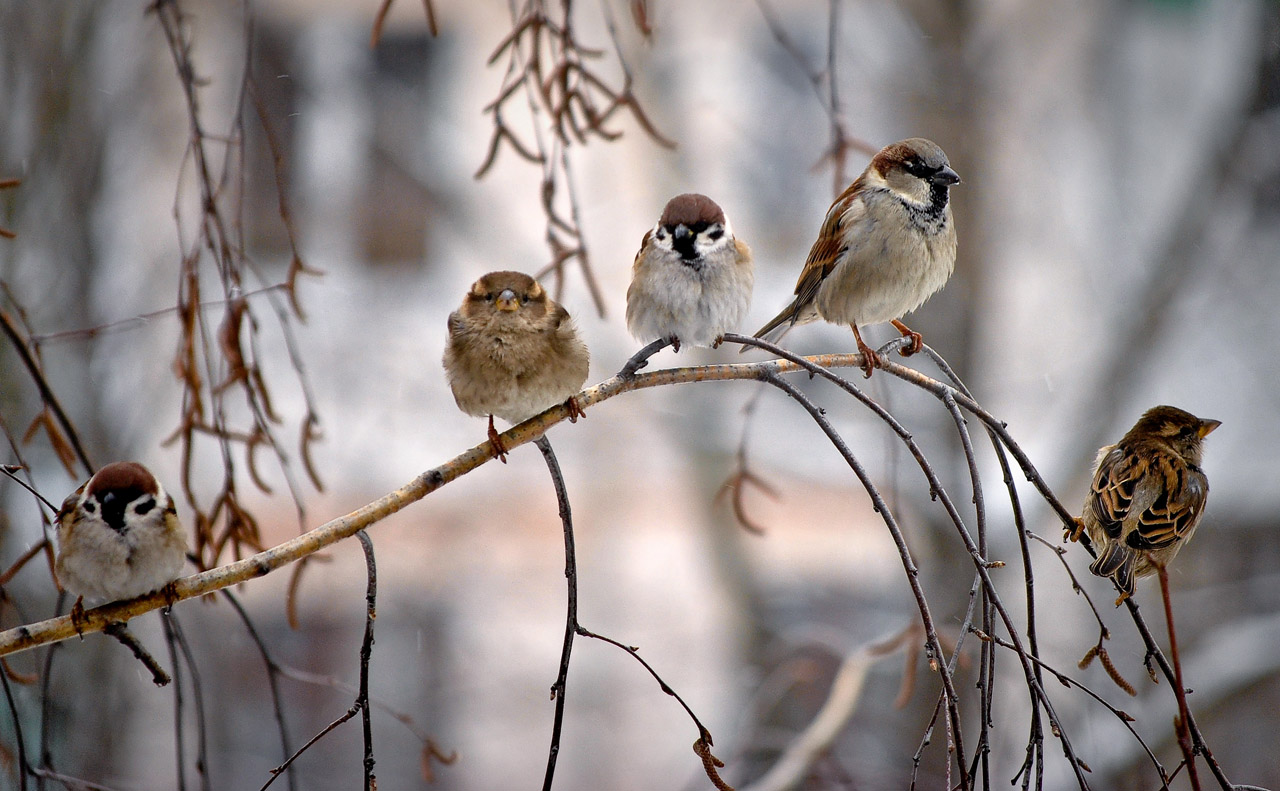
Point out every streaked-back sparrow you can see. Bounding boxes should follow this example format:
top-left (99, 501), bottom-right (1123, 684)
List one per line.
top-left (626, 192), bottom-right (753, 350)
top-left (752, 138), bottom-right (959, 376)
top-left (443, 270), bottom-right (590, 461)
top-left (1075, 405), bottom-right (1220, 602)
top-left (55, 461), bottom-right (187, 605)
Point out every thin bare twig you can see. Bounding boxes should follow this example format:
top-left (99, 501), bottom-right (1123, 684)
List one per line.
top-left (220, 591), bottom-right (296, 791)
top-left (1156, 563), bottom-right (1200, 791)
top-left (0, 657), bottom-right (28, 791)
top-left (357, 531), bottom-right (377, 789)
top-left (0, 311), bottom-right (94, 477)
top-left (535, 434), bottom-right (577, 791)
top-left (259, 531), bottom-right (379, 791)
top-left (102, 622), bottom-right (171, 687)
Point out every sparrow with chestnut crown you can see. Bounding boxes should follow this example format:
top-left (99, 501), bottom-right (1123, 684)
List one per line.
top-left (55, 461), bottom-right (187, 612)
top-left (752, 138), bottom-right (959, 377)
top-left (626, 192), bottom-right (753, 352)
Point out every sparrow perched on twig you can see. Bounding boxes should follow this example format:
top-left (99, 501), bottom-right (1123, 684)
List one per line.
top-left (626, 193), bottom-right (753, 350)
top-left (443, 270), bottom-right (590, 462)
top-left (55, 462), bottom-right (187, 608)
top-left (1074, 406), bottom-right (1220, 603)
top-left (752, 138), bottom-right (960, 377)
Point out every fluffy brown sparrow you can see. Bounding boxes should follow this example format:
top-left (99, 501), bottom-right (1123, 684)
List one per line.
top-left (443, 270), bottom-right (590, 461)
top-left (55, 461), bottom-right (187, 607)
top-left (752, 138), bottom-right (959, 376)
top-left (626, 193), bottom-right (753, 350)
top-left (1074, 406), bottom-right (1220, 603)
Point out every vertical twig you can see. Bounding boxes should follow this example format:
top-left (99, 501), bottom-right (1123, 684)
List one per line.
top-left (356, 531), bottom-right (377, 790)
top-left (36, 594), bottom-right (66, 791)
top-left (1156, 564), bottom-right (1200, 791)
top-left (221, 590), bottom-right (296, 791)
top-left (259, 532), bottom-right (380, 790)
top-left (535, 435), bottom-right (576, 791)
top-left (0, 657), bottom-right (29, 791)
top-left (162, 612), bottom-right (188, 791)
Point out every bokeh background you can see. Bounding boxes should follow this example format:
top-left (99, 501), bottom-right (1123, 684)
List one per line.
top-left (1, 0), bottom-right (1278, 788)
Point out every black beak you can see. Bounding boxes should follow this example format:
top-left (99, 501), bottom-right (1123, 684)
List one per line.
top-left (673, 225), bottom-right (691, 241)
top-left (931, 166), bottom-right (961, 186)
top-left (100, 492), bottom-right (127, 532)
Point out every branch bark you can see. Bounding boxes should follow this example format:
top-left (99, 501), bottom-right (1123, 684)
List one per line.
top-left (0, 352), bottom-right (876, 658)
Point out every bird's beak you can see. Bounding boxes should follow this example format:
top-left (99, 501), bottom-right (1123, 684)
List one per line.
top-left (931, 166), bottom-right (961, 186)
top-left (1197, 419), bottom-right (1222, 438)
top-left (496, 289), bottom-right (520, 311)
top-left (673, 224), bottom-right (691, 241)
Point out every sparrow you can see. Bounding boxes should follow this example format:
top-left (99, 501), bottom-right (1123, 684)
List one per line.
top-left (55, 461), bottom-right (187, 609)
top-left (443, 270), bottom-right (591, 461)
top-left (751, 138), bottom-right (960, 377)
top-left (626, 193), bottom-right (753, 350)
top-left (1073, 406), bottom-right (1220, 603)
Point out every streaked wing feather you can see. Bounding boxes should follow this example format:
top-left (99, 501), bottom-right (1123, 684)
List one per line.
top-left (1128, 462), bottom-right (1207, 551)
top-left (792, 181), bottom-right (867, 307)
top-left (1088, 447), bottom-right (1146, 540)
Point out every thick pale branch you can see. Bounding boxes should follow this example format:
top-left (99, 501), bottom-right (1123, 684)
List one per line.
top-left (0, 352), bottom-right (871, 658)
top-left (740, 626), bottom-right (916, 791)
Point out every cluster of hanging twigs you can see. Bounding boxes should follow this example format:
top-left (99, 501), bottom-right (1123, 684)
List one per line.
top-left (476, 0), bottom-right (673, 315)
top-left (752, 0), bottom-right (877, 195)
top-left (150, 0), bottom-right (323, 573)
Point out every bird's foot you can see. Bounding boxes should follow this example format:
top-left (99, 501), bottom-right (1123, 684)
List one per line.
top-left (1113, 591), bottom-right (1132, 608)
top-left (160, 581), bottom-right (181, 610)
top-left (855, 339), bottom-right (880, 378)
top-left (565, 396), bottom-right (586, 423)
top-left (669, 335), bottom-right (681, 353)
top-left (70, 596), bottom-right (87, 638)
top-left (711, 335), bottom-right (724, 349)
top-left (890, 319), bottom-right (924, 357)
top-left (487, 416), bottom-right (509, 464)
top-left (1066, 517), bottom-right (1085, 543)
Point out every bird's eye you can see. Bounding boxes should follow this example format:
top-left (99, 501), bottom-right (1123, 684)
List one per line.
top-left (134, 497), bottom-right (155, 516)
top-left (485, 294), bottom-right (495, 302)
top-left (520, 295), bottom-right (529, 304)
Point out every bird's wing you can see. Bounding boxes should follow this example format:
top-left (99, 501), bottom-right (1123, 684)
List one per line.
top-left (791, 183), bottom-right (868, 309)
top-left (631, 229), bottom-right (653, 275)
top-left (1126, 460), bottom-right (1208, 552)
top-left (1086, 445), bottom-right (1147, 541)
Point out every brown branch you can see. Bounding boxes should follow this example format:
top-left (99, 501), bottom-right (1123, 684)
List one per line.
top-left (0, 351), bottom-right (877, 657)
top-left (102, 622), bottom-right (171, 687)
top-left (370, 0), bottom-right (440, 47)
top-left (0, 177), bottom-right (18, 239)
top-left (1156, 563), bottom-right (1200, 791)
top-left (0, 311), bottom-right (94, 476)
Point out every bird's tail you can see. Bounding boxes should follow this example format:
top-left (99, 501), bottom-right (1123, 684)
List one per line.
top-left (1089, 543), bottom-right (1136, 597)
top-left (740, 301), bottom-right (799, 354)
